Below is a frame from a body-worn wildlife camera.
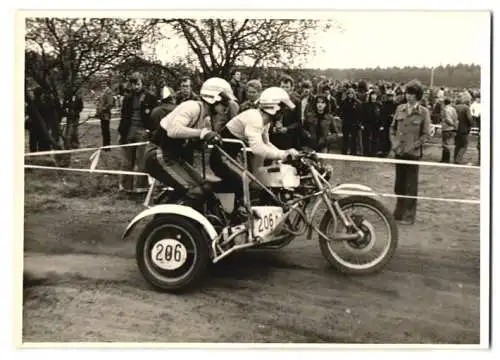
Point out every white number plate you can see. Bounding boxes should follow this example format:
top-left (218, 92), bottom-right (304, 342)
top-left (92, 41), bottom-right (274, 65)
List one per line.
top-left (252, 206), bottom-right (284, 238)
top-left (151, 239), bottom-right (188, 270)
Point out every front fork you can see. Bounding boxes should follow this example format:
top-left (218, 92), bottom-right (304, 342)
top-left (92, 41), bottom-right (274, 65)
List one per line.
top-left (311, 167), bottom-right (365, 241)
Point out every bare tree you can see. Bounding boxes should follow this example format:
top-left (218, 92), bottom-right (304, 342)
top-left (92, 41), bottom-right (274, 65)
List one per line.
top-left (159, 19), bottom-right (343, 79)
top-left (25, 17), bottom-right (159, 151)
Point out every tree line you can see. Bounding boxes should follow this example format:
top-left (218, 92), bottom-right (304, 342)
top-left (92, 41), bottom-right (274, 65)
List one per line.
top-left (24, 17), bottom-right (480, 157)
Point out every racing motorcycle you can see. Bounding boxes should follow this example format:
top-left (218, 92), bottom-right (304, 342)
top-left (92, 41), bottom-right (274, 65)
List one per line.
top-left (122, 139), bottom-right (399, 293)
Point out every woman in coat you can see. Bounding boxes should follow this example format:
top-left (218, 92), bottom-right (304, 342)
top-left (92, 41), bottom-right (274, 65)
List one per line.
top-left (302, 95), bottom-right (341, 153)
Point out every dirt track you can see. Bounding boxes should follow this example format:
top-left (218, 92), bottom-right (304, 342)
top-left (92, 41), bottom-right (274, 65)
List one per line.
top-left (22, 125), bottom-right (481, 344)
top-left (22, 203), bottom-right (480, 344)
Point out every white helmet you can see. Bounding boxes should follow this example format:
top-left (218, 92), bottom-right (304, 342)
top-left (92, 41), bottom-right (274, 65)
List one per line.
top-left (200, 77), bottom-right (236, 104)
top-left (258, 87), bottom-right (295, 115)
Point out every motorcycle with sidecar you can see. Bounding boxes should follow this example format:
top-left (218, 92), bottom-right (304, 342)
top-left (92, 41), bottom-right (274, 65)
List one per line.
top-left (122, 139), bottom-right (399, 293)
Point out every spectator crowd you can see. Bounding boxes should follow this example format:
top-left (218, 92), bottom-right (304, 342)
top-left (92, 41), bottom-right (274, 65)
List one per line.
top-left (25, 69), bottom-right (481, 224)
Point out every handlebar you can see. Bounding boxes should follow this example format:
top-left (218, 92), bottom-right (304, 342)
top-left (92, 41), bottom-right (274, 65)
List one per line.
top-left (283, 151), bottom-right (319, 165)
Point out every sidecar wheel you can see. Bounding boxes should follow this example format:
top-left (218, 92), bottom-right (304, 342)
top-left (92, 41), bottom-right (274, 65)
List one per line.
top-left (136, 214), bottom-right (210, 293)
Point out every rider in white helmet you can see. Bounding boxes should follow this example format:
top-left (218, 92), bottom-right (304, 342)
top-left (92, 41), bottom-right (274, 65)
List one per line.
top-left (209, 86), bottom-right (300, 222)
top-left (146, 77), bottom-right (236, 210)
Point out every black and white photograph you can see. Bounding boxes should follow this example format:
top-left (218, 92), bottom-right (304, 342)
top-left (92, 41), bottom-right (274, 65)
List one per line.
top-left (16, 7), bottom-right (491, 348)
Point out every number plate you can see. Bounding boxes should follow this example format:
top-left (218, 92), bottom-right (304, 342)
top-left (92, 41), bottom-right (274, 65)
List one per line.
top-left (151, 239), bottom-right (188, 270)
top-left (252, 206), bottom-right (284, 238)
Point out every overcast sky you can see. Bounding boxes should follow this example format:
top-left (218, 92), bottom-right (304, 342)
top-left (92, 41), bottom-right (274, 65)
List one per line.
top-left (153, 11), bottom-right (491, 69)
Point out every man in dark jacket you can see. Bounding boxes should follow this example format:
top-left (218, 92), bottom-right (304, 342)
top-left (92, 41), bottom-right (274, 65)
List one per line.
top-left (62, 89), bottom-right (84, 148)
top-left (229, 69), bottom-right (245, 104)
top-left (380, 90), bottom-right (398, 156)
top-left (175, 76), bottom-right (200, 104)
top-left (26, 88), bottom-right (58, 152)
top-left (118, 72), bottom-right (158, 193)
top-left (360, 90), bottom-right (382, 156)
top-left (339, 88), bottom-right (362, 155)
top-left (454, 92), bottom-right (473, 164)
top-left (269, 75), bottom-right (302, 149)
top-left (96, 79), bottom-right (115, 149)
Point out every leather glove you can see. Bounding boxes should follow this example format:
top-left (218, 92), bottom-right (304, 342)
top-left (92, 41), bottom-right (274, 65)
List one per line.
top-left (285, 148), bottom-right (300, 159)
top-left (200, 129), bottom-right (222, 145)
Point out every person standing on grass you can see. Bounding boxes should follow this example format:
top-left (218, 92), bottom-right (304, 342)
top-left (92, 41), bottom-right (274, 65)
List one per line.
top-left (339, 88), bottom-right (362, 155)
top-left (118, 72), bottom-right (158, 194)
top-left (471, 94), bottom-right (481, 165)
top-left (440, 98), bottom-right (458, 163)
top-left (62, 88), bottom-right (84, 148)
top-left (25, 88), bottom-right (58, 152)
top-left (360, 90), bottom-right (382, 157)
top-left (390, 80), bottom-right (432, 225)
top-left (380, 89), bottom-right (398, 157)
top-left (96, 79), bottom-right (115, 151)
top-left (454, 92), bottom-right (473, 164)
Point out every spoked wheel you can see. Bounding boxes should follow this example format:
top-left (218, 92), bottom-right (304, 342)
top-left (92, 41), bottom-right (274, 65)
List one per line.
top-left (318, 195), bottom-right (398, 275)
top-left (136, 214), bottom-right (211, 293)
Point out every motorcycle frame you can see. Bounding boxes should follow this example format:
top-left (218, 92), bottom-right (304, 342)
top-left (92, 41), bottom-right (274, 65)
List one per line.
top-left (205, 140), bottom-right (365, 263)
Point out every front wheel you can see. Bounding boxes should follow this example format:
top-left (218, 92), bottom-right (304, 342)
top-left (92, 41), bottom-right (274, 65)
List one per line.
top-left (136, 214), bottom-right (211, 293)
top-left (318, 195), bottom-right (398, 275)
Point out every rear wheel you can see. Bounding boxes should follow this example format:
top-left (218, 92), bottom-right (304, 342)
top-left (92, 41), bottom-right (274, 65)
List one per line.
top-left (136, 214), bottom-right (211, 293)
top-left (318, 195), bottom-right (398, 275)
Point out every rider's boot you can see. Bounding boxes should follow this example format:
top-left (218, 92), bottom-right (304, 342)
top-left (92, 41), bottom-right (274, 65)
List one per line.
top-left (182, 182), bottom-right (213, 213)
top-left (230, 197), bottom-right (249, 225)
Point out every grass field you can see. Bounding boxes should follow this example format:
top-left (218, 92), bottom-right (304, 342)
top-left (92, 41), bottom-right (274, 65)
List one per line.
top-left (21, 116), bottom-right (482, 344)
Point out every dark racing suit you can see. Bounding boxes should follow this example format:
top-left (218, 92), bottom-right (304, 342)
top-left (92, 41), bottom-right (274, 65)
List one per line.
top-left (145, 100), bottom-right (216, 210)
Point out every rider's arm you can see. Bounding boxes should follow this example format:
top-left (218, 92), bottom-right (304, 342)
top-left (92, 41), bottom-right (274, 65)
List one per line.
top-left (160, 102), bottom-right (205, 139)
top-left (262, 125), bottom-right (284, 153)
top-left (245, 118), bottom-right (287, 160)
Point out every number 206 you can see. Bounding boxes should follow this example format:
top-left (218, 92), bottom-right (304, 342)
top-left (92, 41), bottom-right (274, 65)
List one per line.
top-left (257, 214), bottom-right (280, 232)
top-left (155, 243), bottom-right (183, 262)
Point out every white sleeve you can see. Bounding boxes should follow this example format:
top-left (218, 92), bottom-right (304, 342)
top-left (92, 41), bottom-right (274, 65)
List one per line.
top-left (262, 124), bottom-right (283, 153)
top-left (244, 117), bottom-right (287, 160)
top-left (161, 102), bottom-right (204, 139)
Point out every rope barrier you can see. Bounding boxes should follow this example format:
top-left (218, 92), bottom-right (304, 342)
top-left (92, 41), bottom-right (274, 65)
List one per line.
top-left (24, 139), bottom-right (480, 205)
top-left (24, 141), bottom-right (149, 157)
top-left (24, 164), bottom-right (480, 206)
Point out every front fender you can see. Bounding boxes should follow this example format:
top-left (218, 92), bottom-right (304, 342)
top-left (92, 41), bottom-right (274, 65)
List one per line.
top-left (310, 183), bottom-right (380, 220)
top-left (121, 204), bottom-right (218, 241)
top-left (330, 183), bottom-right (379, 198)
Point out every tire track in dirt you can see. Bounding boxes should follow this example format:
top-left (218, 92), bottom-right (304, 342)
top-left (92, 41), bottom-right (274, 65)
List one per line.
top-left (22, 204), bottom-right (480, 344)
top-left (22, 234), bottom-right (480, 344)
